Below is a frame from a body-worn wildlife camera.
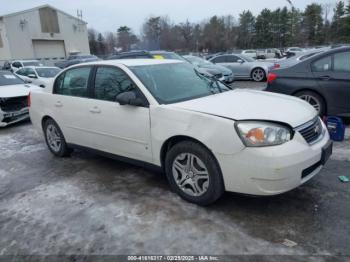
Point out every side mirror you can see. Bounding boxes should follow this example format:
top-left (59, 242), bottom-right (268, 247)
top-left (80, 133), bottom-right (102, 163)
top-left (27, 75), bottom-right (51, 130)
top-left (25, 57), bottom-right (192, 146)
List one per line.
top-left (116, 91), bottom-right (144, 107)
top-left (237, 59), bottom-right (244, 64)
top-left (28, 74), bottom-right (37, 79)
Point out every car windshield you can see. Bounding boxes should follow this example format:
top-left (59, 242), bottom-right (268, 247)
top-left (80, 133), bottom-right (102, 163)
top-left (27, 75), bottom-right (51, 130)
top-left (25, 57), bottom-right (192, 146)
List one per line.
top-left (36, 68), bottom-right (61, 78)
top-left (130, 62), bottom-right (230, 104)
top-left (240, 55), bottom-right (255, 62)
top-left (0, 72), bottom-right (24, 86)
top-left (185, 56), bottom-right (212, 66)
top-left (23, 61), bottom-right (41, 66)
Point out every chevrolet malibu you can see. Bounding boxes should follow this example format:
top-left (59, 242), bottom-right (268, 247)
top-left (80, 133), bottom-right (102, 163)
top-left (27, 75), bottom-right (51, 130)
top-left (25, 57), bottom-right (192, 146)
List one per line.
top-left (29, 60), bottom-right (332, 205)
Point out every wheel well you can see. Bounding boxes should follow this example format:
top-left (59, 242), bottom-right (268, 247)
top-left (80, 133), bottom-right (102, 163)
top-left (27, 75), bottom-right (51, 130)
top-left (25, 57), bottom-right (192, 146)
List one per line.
top-left (292, 89), bottom-right (327, 114)
top-left (41, 116), bottom-right (53, 130)
top-left (160, 135), bottom-right (212, 170)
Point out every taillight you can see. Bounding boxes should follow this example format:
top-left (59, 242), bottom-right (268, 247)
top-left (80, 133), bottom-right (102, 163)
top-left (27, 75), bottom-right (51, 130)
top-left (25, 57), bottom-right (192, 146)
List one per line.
top-left (267, 73), bottom-right (277, 84)
top-left (27, 92), bottom-right (31, 107)
top-left (274, 63), bottom-right (280, 69)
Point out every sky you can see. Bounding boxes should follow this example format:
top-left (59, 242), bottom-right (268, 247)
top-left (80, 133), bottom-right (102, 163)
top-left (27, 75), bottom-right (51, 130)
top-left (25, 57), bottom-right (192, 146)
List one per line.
top-left (0, 0), bottom-right (336, 34)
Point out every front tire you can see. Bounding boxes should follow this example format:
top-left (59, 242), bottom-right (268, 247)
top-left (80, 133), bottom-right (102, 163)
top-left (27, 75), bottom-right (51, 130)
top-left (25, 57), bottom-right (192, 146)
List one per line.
top-left (165, 141), bottom-right (225, 206)
top-left (43, 119), bottom-right (71, 157)
top-left (251, 68), bottom-right (266, 82)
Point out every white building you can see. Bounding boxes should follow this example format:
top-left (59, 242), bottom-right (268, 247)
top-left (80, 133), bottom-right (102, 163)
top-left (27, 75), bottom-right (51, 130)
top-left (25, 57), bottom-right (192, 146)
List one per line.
top-left (0, 5), bottom-right (90, 65)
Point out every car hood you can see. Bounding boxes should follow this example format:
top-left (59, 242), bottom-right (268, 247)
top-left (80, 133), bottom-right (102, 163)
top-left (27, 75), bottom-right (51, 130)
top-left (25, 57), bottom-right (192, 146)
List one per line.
top-left (170, 89), bottom-right (317, 128)
top-left (0, 84), bottom-right (38, 98)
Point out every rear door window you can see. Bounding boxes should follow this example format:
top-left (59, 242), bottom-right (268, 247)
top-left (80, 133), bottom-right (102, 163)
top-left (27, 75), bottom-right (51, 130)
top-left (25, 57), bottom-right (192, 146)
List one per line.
top-left (226, 55), bottom-right (239, 63)
top-left (334, 52), bottom-right (350, 73)
top-left (211, 56), bottom-right (226, 63)
top-left (54, 67), bottom-right (92, 97)
top-left (312, 56), bottom-right (332, 72)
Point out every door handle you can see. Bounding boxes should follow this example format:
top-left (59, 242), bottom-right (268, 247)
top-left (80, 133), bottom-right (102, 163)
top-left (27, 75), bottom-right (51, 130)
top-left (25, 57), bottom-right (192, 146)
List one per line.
top-left (319, 75), bottom-right (331, 81)
top-left (89, 106), bottom-right (101, 114)
top-left (55, 101), bottom-right (63, 108)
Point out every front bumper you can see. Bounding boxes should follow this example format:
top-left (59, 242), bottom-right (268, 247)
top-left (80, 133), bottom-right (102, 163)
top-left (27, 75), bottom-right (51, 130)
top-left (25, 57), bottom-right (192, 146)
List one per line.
top-left (0, 108), bottom-right (30, 127)
top-left (216, 122), bottom-right (331, 195)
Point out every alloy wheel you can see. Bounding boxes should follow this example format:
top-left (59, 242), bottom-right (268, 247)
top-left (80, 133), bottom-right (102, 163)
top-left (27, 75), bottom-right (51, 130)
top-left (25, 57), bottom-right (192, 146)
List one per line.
top-left (252, 68), bottom-right (265, 82)
top-left (172, 153), bottom-right (210, 197)
top-left (46, 124), bottom-right (62, 153)
top-left (299, 94), bottom-right (321, 113)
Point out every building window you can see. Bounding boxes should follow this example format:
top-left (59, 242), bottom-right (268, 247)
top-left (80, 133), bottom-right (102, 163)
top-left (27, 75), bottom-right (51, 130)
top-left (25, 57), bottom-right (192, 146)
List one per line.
top-left (39, 7), bottom-right (60, 33)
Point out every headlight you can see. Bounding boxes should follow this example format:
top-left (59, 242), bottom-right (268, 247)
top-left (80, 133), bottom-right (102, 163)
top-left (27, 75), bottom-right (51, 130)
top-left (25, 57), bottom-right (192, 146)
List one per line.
top-left (235, 121), bottom-right (292, 147)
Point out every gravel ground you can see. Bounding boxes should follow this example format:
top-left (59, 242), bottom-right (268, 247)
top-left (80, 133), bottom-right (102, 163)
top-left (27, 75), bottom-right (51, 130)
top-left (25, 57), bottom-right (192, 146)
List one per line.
top-left (0, 82), bottom-right (349, 261)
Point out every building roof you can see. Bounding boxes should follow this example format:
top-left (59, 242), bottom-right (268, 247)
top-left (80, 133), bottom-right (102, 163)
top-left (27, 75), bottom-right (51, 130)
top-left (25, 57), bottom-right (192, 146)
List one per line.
top-left (0, 4), bottom-right (87, 24)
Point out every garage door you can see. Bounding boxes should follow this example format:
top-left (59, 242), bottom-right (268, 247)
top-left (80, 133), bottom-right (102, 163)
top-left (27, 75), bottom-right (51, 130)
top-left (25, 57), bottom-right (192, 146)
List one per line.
top-left (32, 40), bottom-right (66, 60)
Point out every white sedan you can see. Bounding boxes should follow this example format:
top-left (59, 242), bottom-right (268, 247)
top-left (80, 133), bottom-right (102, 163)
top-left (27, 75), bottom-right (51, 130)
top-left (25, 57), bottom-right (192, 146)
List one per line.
top-left (29, 59), bottom-right (332, 205)
top-left (0, 71), bottom-right (38, 127)
top-left (15, 66), bottom-right (61, 88)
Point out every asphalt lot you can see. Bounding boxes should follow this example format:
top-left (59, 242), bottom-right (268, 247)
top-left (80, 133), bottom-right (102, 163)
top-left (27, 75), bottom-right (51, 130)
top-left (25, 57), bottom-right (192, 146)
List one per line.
top-left (0, 81), bottom-right (349, 260)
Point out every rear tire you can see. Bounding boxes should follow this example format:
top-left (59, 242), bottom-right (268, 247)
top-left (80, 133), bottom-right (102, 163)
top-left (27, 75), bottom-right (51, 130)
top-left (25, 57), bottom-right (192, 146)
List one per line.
top-left (43, 119), bottom-right (72, 157)
top-left (165, 141), bottom-right (225, 206)
top-left (295, 91), bottom-right (326, 116)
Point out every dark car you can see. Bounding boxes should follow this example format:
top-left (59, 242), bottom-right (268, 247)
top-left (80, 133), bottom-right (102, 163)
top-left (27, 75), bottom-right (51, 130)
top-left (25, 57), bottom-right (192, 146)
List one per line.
top-left (149, 51), bottom-right (186, 61)
top-left (266, 47), bottom-right (350, 117)
top-left (107, 50), bottom-right (153, 60)
top-left (54, 55), bottom-right (99, 69)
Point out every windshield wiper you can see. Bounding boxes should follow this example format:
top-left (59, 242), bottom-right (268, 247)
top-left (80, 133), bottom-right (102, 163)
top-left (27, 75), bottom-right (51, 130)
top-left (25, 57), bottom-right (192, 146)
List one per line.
top-left (194, 69), bottom-right (232, 94)
top-left (194, 69), bottom-right (220, 94)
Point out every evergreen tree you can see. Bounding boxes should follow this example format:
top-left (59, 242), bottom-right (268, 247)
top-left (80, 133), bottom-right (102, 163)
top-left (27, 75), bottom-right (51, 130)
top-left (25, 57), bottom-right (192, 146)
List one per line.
top-left (237, 11), bottom-right (256, 49)
top-left (255, 9), bottom-right (273, 48)
top-left (302, 4), bottom-right (324, 45)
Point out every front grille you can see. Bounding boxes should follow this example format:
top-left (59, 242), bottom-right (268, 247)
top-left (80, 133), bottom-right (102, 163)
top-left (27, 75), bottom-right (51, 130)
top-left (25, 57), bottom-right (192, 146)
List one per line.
top-left (0, 96), bottom-right (28, 112)
top-left (296, 117), bottom-right (323, 144)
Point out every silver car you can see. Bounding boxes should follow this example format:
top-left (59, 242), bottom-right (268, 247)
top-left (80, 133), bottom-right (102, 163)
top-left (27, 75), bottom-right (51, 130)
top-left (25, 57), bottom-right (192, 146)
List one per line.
top-left (209, 54), bottom-right (274, 82)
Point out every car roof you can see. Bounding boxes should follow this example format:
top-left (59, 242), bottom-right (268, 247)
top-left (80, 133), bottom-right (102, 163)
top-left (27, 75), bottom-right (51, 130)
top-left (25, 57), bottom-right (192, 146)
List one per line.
top-left (80, 59), bottom-right (184, 67)
top-left (14, 60), bottom-right (40, 62)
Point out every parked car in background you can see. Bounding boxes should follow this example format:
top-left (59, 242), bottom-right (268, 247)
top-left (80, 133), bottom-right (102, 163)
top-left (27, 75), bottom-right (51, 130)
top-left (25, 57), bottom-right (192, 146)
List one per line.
top-left (285, 47), bottom-right (304, 58)
top-left (241, 50), bottom-right (257, 59)
top-left (30, 59), bottom-right (331, 205)
top-left (2, 60), bottom-right (43, 72)
top-left (0, 70), bottom-right (38, 127)
top-left (183, 55), bottom-right (234, 83)
top-left (54, 54), bottom-right (99, 69)
top-left (107, 50), bottom-right (153, 60)
top-left (209, 54), bottom-right (274, 82)
top-left (15, 66), bottom-right (61, 88)
top-left (257, 49), bottom-right (282, 59)
top-left (150, 51), bottom-right (185, 61)
top-left (266, 47), bottom-right (350, 117)
top-left (273, 49), bottom-right (327, 69)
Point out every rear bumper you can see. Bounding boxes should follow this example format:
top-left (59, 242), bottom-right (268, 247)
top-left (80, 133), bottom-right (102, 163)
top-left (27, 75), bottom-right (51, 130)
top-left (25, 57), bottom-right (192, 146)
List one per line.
top-left (215, 122), bottom-right (331, 195)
